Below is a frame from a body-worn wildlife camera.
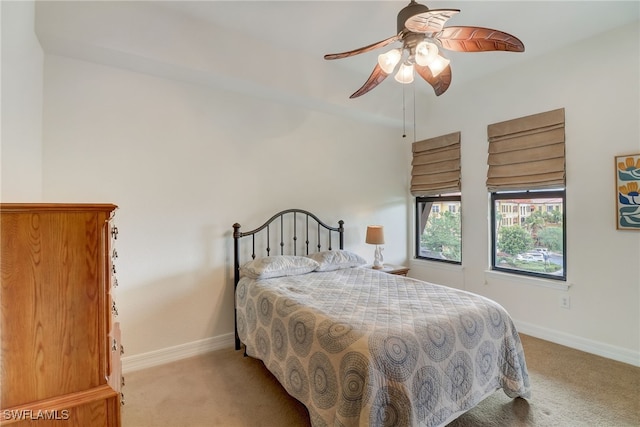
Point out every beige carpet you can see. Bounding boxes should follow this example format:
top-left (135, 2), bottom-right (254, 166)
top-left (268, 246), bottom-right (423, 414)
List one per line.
top-left (122, 335), bottom-right (640, 426)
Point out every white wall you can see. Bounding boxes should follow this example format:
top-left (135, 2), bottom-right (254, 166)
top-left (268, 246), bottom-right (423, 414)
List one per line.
top-left (25, 1), bottom-right (411, 367)
top-left (1, 1), bottom-right (44, 200)
top-left (410, 21), bottom-right (640, 366)
top-left (41, 54), bottom-right (409, 362)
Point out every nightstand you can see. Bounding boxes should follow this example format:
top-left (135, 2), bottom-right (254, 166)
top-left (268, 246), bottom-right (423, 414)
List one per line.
top-left (370, 264), bottom-right (410, 276)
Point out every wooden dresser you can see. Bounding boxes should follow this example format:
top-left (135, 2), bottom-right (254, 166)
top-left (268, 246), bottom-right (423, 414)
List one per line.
top-left (0, 204), bottom-right (122, 426)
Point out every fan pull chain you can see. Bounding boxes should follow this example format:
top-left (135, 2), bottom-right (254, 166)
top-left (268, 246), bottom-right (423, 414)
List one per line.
top-left (413, 82), bottom-right (416, 143)
top-left (402, 83), bottom-right (406, 138)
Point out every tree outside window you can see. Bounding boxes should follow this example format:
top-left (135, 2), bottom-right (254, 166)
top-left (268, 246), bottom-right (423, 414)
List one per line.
top-left (491, 190), bottom-right (566, 280)
top-left (416, 195), bottom-right (461, 263)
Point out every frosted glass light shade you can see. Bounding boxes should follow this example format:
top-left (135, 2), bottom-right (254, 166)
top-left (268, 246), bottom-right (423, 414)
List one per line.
top-left (394, 63), bottom-right (414, 84)
top-left (377, 48), bottom-right (402, 74)
top-left (428, 54), bottom-right (451, 77)
top-left (415, 41), bottom-right (438, 66)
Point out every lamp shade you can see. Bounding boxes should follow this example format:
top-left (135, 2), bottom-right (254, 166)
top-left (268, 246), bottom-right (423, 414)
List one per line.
top-left (365, 225), bottom-right (385, 245)
top-left (394, 63), bottom-right (414, 84)
top-left (415, 41), bottom-right (438, 66)
top-left (428, 54), bottom-right (450, 77)
top-left (377, 48), bottom-right (402, 74)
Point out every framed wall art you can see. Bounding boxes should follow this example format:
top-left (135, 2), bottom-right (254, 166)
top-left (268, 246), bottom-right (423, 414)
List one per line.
top-left (615, 153), bottom-right (640, 230)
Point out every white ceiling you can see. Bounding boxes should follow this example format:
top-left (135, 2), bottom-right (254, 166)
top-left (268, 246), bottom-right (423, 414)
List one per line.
top-left (34, 1), bottom-right (639, 110)
top-left (154, 0), bottom-right (640, 89)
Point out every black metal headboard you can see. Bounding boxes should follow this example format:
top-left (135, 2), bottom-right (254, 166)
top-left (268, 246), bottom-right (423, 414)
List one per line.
top-left (232, 208), bottom-right (344, 350)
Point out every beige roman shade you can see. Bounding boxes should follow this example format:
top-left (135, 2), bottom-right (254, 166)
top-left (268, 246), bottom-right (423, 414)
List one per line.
top-left (486, 108), bottom-right (565, 191)
top-left (411, 131), bottom-right (461, 196)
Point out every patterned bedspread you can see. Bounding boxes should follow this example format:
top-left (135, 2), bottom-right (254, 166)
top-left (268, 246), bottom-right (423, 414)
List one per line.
top-left (235, 267), bottom-right (530, 427)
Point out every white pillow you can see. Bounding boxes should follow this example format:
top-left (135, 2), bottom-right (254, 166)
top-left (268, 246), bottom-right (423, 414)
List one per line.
top-left (307, 250), bottom-right (367, 272)
top-left (240, 255), bottom-right (319, 279)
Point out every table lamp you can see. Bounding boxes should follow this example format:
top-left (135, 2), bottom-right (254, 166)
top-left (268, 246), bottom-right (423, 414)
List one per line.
top-left (366, 225), bottom-right (385, 269)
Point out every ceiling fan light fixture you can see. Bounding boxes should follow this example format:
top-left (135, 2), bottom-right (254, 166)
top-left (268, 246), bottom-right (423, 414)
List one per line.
top-left (323, 1), bottom-right (525, 98)
top-left (415, 41), bottom-right (438, 66)
top-left (377, 48), bottom-right (402, 74)
top-left (428, 54), bottom-right (451, 77)
top-left (394, 62), bottom-right (415, 84)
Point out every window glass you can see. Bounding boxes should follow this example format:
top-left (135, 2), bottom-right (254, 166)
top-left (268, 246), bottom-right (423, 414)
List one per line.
top-left (416, 194), bottom-right (461, 263)
top-left (491, 190), bottom-right (566, 280)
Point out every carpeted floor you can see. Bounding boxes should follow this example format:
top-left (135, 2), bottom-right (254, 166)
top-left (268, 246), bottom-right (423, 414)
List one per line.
top-left (122, 334), bottom-right (640, 426)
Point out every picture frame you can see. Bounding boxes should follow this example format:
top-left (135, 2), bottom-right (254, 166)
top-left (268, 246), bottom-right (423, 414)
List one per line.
top-left (615, 153), bottom-right (640, 230)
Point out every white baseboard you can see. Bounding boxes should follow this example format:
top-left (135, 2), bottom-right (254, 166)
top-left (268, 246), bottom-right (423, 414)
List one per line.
top-left (514, 320), bottom-right (640, 367)
top-left (121, 333), bottom-right (235, 373)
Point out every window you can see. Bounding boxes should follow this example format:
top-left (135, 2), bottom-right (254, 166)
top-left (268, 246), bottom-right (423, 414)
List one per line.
top-left (487, 108), bottom-right (566, 281)
top-left (411, 131), bottom-right (461, 264)
top-left (416, 194), bottom-right (461, 263)
top-left (491, 190), bottom-right (565, 280)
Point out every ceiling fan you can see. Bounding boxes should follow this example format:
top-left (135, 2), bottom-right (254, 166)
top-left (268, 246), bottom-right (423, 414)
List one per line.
top-left (324, 0), bottom-right (525, 98)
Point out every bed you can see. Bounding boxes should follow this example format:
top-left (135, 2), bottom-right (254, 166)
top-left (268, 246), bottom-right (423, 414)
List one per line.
top-left (233, 209), bottom-right (530, 427)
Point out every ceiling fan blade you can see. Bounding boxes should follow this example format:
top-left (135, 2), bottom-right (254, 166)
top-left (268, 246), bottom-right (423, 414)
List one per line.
top-left (324, 34), bottom-right (400, 60)
top-left (414, 64), bottom-right (451, 96)
top-left (404, 9), bottom-right (460, 33)
top-left (437, 26), bottom-right (525, 52)
top-left (349, 64), bottom-right (389, 98)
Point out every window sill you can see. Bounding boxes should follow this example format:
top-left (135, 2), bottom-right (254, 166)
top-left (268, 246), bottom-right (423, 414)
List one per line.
top-left (410, 258), bottom-right (463, 273)
top-left (484, 270), bottom-right (570, 291)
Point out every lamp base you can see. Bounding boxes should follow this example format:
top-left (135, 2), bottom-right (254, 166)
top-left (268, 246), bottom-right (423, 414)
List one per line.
top-left (372, 246), bottom-right (384, 269)
top-left (372, 265), bottom-right (383, 270)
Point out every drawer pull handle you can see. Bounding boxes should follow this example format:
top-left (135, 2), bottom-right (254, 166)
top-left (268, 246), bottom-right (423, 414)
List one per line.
top-left (111, 226), bottom-right (119, 240)
top-left (120, 344), bottom-right (125, 355)
top-left (112, 249), bottom-right (118, 259)
top-left (112, 339), bottom-right (117, 352)
top-left (112, 302), bottom-right (118, 316)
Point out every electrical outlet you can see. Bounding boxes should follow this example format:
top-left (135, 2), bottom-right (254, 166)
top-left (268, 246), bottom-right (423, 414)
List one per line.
top-left (560, 295), bottom-right (571, 309)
